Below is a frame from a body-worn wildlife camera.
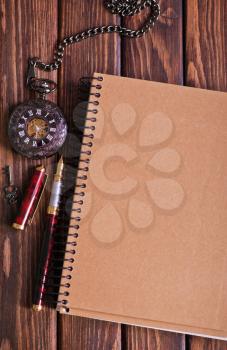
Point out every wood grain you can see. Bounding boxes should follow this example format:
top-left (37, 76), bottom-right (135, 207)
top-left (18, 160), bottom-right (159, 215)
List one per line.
top-left (0, 1), bottom-right (58, 349)
top-left (57, 1), bottom-right (121, 349)
top-left (121, 1), bottom-right (185, 349)
top-left (58, 316), bottom-right (121, 350)
top-left (122, 0), bottom-right (183, 83)
top-left (185, 0), bottom-right (227, 349)
top-left (188, 337), bottom-right (227, 350)
top-left (185, 0), bottom-right (227, 91)
top-left (122, 326), bottom-right (186, 350)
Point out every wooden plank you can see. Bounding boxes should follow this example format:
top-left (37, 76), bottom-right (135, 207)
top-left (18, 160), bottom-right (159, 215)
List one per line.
top-left (188, 337), bottom-right (227, 350)
top-left (58, 316), bottom-right (121, 350)
top-left (121, 0), bottom-right (185, 349)
top-left (185, 0), bottom-right (227, 348)
top-left (57, 1), bottom-right (121, 349)
top-left (185, 0), bottom-right (227, 92)
top-left (122, 0), bottom-right (183, 84)
top-left (0, 1), bottom-right (58, 350)
top-left (122, 326), bottom-right (186, 350)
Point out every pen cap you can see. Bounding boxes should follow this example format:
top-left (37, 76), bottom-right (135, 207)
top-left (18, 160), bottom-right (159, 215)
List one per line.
top-left (12, 165), bottom-right (48, 231)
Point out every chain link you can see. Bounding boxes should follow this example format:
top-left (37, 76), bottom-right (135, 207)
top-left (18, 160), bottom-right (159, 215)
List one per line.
top-left (31, 0), bottom-right (160, 72)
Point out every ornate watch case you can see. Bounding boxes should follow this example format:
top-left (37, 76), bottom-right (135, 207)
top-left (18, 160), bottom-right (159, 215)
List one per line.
top-left (8, 67), bottom-right (67, 159)
top-left (8, 98), bottom-right (67, 159)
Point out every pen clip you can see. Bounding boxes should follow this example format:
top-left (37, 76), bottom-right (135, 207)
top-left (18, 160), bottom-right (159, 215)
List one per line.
top-left (28, 173), bottom-right (48, 225)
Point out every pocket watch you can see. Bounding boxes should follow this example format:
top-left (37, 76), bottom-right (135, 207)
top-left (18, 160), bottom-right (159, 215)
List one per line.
top-left (8, 61), bottom-right (67, 159)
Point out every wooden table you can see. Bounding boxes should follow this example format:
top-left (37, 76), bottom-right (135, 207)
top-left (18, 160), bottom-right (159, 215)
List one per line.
top-left (1, 1), bottom-right (227, 349)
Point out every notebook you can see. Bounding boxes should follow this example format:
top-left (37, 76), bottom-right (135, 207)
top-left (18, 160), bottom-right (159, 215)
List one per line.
top-left (56, 73), bottom-right (227, 340)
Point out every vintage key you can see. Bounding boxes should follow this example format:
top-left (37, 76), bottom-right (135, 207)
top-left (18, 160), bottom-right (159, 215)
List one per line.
top-left (2, 165), bottom-right (20, 205)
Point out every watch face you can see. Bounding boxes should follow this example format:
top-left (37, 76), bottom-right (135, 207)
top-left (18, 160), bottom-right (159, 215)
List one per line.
top-left (17, 107), bottom-right (57, 147)
top-left (26, 117), bottom-right (49, 140)
top-left (8, 99), bottom-right (67, 159)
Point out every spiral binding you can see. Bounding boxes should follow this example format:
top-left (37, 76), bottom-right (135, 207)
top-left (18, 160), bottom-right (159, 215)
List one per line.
top-left (37, 75), bottom-right (103, 312)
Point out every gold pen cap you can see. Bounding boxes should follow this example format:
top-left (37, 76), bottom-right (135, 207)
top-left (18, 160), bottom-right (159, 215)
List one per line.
top-left (32, 304), bottom-right (43, 312)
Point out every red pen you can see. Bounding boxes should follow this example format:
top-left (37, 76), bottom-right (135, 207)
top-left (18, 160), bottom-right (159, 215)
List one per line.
top-left (33, 157), bottom-right (64, 311)
top-left (12, 165), bottom-right (47, 230)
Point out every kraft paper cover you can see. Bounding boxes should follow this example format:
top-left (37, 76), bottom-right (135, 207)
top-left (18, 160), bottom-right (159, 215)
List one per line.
top-left (58, 73), bottom-right (227, 340)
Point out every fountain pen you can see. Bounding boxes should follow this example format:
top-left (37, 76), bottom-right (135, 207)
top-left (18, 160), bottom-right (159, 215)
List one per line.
top-left (33, 156), bottom-right (64, 311)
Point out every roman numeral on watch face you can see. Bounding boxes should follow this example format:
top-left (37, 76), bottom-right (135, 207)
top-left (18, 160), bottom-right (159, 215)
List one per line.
top-left (18, 123), bottom-right (25, 129)
top-left (46, 134), bottom-right (53, 141)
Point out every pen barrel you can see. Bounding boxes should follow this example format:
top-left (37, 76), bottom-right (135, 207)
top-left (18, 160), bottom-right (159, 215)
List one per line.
top-left (47, 180), bottom-right (62, 215)
top-left (33, 214), bottom-right (58, 311)
top-left (33, 157), bottom-right (64, 310)
top-left (12, 166), bottom-right (46, 230)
